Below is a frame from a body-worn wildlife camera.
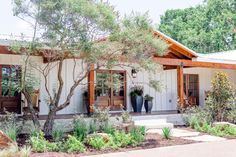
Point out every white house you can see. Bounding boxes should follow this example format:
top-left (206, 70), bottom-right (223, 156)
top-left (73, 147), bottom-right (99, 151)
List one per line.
top-left (0, 31), bottom-right (236, 119)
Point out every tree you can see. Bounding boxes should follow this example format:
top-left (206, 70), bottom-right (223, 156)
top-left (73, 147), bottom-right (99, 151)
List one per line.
top-left (159, 0), bottom-right (236, 54)
top-left (12, 0), bottom-right (168, 136)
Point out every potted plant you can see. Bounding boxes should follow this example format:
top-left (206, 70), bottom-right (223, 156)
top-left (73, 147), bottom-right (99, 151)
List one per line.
top-left (130, 85), bottom-right (144, 112)
top-left (144, 94), bottom-right (153, 113)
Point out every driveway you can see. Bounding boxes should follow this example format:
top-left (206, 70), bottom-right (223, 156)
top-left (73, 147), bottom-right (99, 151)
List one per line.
top-left (84, 139), bottom-right (236, 157)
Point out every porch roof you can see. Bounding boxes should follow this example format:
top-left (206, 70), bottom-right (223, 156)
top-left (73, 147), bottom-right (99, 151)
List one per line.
top-left (1, 31), bottom-right (236, 69)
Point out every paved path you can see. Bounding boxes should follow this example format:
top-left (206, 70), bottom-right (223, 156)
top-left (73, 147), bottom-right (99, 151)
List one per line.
top-left (84, 140), bottom-right (236, 157)
top-left (147, 128), bottom-right (226, 142)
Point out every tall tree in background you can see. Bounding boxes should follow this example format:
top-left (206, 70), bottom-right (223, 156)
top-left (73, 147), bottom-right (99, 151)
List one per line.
top-left (13, 0), bottom-right (168, 136)
top-left (159, 0), bottom-right (236, 53)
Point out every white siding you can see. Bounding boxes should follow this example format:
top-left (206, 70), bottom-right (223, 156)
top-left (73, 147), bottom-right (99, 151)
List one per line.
top-left (38, 61), bottom-right (236, 114)
top-left (2, 55), bottom-right (236, 114)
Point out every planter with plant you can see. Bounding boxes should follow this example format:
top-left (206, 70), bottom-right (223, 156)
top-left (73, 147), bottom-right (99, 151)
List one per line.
top-left (130, 86), bottom-right (144, 112)
top-left (144, 94), bottom-right (154, 113)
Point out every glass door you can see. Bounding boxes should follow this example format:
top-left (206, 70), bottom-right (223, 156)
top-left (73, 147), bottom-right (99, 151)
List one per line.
top-left (95, 70), bottom-right (126, 111)
top-left (184, 74), bottom-right (199, 106)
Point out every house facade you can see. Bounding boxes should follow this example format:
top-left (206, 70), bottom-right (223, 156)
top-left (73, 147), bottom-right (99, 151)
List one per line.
top-left (1, 31), bottom-right (236, 117)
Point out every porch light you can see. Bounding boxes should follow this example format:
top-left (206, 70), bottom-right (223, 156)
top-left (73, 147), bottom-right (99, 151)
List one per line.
top-left (131, 69), bottom-right (137, 78)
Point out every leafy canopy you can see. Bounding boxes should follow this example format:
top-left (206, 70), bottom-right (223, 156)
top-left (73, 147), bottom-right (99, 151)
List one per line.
top-left (159, 0), bottom-right (236, 53)
top-left (13, 0), bottom-right (168, 73)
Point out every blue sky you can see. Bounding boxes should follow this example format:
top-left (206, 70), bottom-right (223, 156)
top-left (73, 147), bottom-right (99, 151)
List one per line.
top-left (0, 0), bottom-right (203, 37)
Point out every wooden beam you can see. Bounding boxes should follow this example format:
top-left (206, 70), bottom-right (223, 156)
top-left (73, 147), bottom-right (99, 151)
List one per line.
top-left (88, 64), bottom-right (95, 114)
top-left (177, 65), bottom-right (184, 108)
top-left (153, 31), bottom-right (198, 59)
top-left (154, 57), bottom-right (236, 70)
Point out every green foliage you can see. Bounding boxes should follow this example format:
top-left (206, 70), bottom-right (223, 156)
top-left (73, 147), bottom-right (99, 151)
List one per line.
top-left (206, 72), bottom-right (235, 122)
top-left (87, 135), bottom-right (106, 150)
top-left (63, 135), bottom-right (86, 153)
top-left (103, 124), bottom-right (115, 135)
top-left (52, 128), bottom-right (64, 142)
top-left (144, 94), bottom-right (154, 101)
top-left (30, 131), bottom-right (47, 152)
top-left (130, 85), bottom-right (144, 97)
top-left (120, 107), bottom-right (132, 123)
top-left (88, 120), bottom-right (98, 134)
top-left (183, 106), bottom-right (211, 129)
top-left (93, 107), bottom-right (111, 131)
top-left (30, 130), bottom-right (59, 152)
top-left (112, 131), bottom-right (134, 147)
top-left (159, 0), bottom-right (236, 53)
top-left (0, 112), bottom-right (19, 141)
top-left (130, 127), bottom-right (145, 144)
top-left (162, 127), bottom-right (172, 140)
top-left (73, 115), bottom-right (88, 141)
top-left (5, 126), bottom-right (18, 142)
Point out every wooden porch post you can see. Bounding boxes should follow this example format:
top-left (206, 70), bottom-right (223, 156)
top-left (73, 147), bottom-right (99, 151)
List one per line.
top-left (177, 64), bottom-right (184, 108)
top-left (88, 64), bottom-right (95, 113)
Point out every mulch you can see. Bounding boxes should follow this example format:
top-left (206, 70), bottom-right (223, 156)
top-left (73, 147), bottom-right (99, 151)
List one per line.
top-left (30, 133), bottom-right (198, 157)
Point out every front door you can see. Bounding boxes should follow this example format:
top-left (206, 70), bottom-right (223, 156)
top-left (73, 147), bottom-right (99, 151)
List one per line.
top-left (95, 70), bottom-right (126, 111)
top-left (0, 65), bottom-right (21, 114)
top-left (184, 74), bottom-right (199, 106)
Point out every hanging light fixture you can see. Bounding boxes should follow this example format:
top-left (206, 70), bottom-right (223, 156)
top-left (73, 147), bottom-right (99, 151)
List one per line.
top-left (131, 69), bottom-right (137, 78)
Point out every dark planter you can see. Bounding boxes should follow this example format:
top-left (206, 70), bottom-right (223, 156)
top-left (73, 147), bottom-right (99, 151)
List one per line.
top-left (131, 95), bottom-right (143, 112)
top-left (144, 100), bottom-right (153, 113)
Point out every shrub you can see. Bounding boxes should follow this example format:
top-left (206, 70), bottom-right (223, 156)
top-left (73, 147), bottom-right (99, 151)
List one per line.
top-left (87, 135), bottom-right (106, 150)
top-left (130, 127), bottom-right (145, 144)
top-left (120, 108), bottom-right (132, 123)
top-left (30, 130), bottom-right (59, 152)
top-left (63, 135), bottom-right (85, 153)
top-left (162, 127), bottom-right (171, 140)
top-left (52, 128), bottom-right (64, 142)
top-left (0, 112), bottom-right (19, 141)
top-left (88, 120), bottom-right (98, 134)
top-left (30, 131), bottom-right (47, 152)
top-left (112, 131), bottom-right (133, 147)
top-left (103, 124), bottom-right (115, 135)
top-left (93, 107), bottom-right (111, 131)
top-left (205, 72), bottom-right (236, 122)
top-left (183, 106), bottom-right (211, 129)
top-left (73, 115), bottom-right (88, 141)
top-left (5, 126), bottom-right (18, 141)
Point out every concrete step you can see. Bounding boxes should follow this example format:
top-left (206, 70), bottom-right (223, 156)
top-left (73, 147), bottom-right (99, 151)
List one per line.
top-left (134, 119), bottom-right (174, 130)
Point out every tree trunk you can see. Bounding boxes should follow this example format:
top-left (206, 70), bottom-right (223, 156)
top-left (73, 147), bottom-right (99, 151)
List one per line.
top-left (43, 109), bottom-right (56, 136)
top-left (22, 91), bottom-right (41, 129)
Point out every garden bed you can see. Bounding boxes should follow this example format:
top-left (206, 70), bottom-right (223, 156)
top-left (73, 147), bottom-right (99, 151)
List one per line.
top-left (30, 132), bottom-right (197, 157)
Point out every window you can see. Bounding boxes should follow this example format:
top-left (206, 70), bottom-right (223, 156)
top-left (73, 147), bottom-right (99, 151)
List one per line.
top-left (1, 65), bottom-right (21, 97)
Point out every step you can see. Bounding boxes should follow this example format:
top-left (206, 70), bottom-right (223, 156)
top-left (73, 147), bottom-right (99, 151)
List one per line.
top-left (134, 119), bottom-right (174, 130)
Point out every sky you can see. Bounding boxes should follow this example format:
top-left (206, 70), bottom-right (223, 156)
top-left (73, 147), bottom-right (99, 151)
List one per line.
top-left (0, 0), bottom-right (203, 38)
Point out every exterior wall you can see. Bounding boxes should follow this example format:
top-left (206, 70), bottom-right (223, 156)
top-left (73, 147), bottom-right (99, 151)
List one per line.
top-left (1, 55), bottom-right (236, 115)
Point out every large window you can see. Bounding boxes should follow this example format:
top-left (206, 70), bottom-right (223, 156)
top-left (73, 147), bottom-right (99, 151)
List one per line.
top-left (0, 65), bottom-right (21, 113)
top-left (1, 65), bottom-right (21, 97)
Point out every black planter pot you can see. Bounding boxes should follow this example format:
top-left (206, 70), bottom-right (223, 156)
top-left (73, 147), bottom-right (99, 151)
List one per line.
top-left (131, 95), bottom-right (143, 112)
top-left (144, 100), bottom-right (153, 113)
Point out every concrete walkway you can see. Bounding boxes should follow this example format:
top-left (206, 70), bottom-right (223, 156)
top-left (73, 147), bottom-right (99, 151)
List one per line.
top-left (84, 139), bottom-right (236, 157)
top-left (147, 128), bottom-right (226, 142)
